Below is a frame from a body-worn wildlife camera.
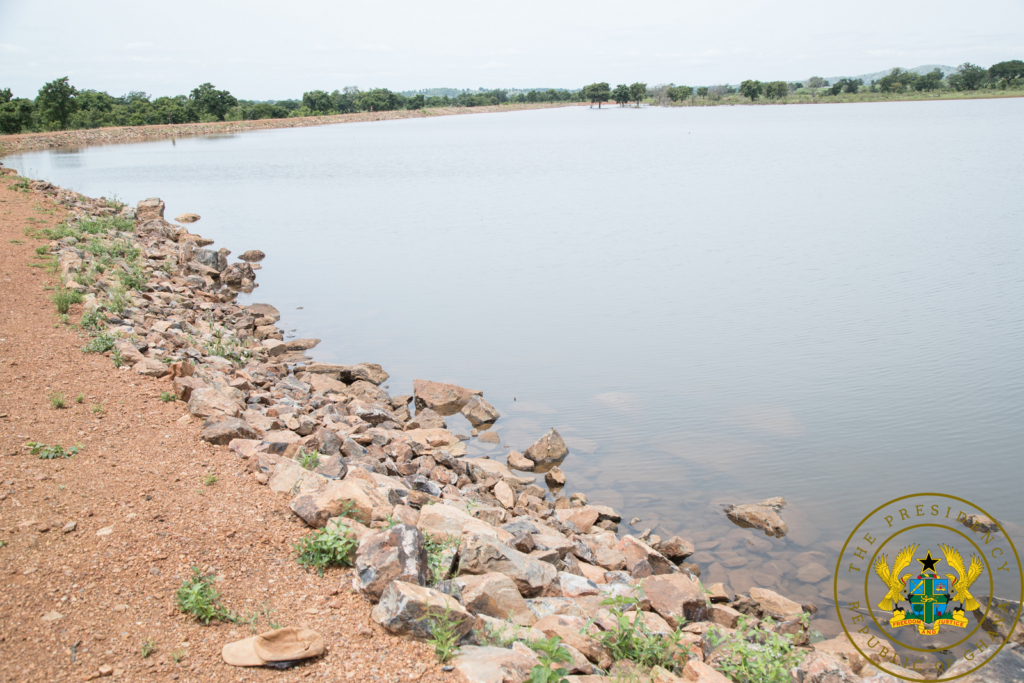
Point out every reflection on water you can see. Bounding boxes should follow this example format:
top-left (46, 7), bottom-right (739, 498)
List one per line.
top-left (7, 100), bottom-right (1024, 630)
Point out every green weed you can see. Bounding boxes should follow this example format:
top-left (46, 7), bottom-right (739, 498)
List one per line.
top-left (34, 244), bottom-right (49, 256)
top-left (292, 524), bottom-right (358, 576)
top-left (706, 616), bottom-right (805, 683)
top-left (171, 649), bottom-right (185, 663)
top-left (526, 636), bottom-right (572, 683)
top-left (49, 391), bottom-right (67, 409)
top-left (105, 287), bottom-right (132, 315)
top-left (425, 534), bottom-right (461, 585)
top-left (111, 347), bottom-right (125, 368)
top-left (202, 473), bottom-right (218, 486)
top-left (159, 391), bottom-right (176, 403)
top-left (141, 638), bottom-right (156, 658)
top-left (92, 404), bottom-right (104, 414)
top-left (298, 449), bottom-right (321, 471)
top-left (27, 442), bottom-right (80, 459)
top-left (203, 329), bottom-right (251, 367)
top-left (82, 332), bottom-right (116, 354)
top-left (420, 601), bottom-right (465, 663)
top-left (51, 289), bottom-right (83, 314)
top-left (75, 393), bottom-right (84, 404)
top-left (116, 265), bottom-right (147, 291)
top-left (175, 567), bottom-right (234, 625)
top-left (588, 589), bottom-right (690, 671)
top-left (79, 308), bottom-right (105, 333)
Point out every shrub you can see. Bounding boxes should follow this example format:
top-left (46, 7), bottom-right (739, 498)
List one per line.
top-left (298, 449), bottom-right (321, 470)
top-left (27, 442), bottom-right (80, 459)
top-left (116, 265), bottom-right (148, 291)
top-left (526, 636), bottom-right (572, 683)
top-left (49, 391), bottom-right (67, 409)
top-left (420, 601), bottom-right (466, 663)
top-left (159, 391), bottom-right (176, 403)
top-left (175, 568), bottom-right (234, 625)
top-left (51, 289), bottom-right (83, 314)
top-left (424, 534), bottom-right (461, 585)
top-left (588, 589), bottom-right (690, 671)
top-left (82, 332), bottom-right (116, 354)
top-left (707, 616), bottom-right (806, 683)
top-left (292, 524), bottom-right (358, 576)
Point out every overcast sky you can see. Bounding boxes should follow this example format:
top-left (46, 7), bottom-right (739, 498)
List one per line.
top-left (2, 0), bottom-right (1022, 100)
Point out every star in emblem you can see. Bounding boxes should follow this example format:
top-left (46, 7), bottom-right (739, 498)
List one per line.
top-left (918, 551), bottom-right (940, 572)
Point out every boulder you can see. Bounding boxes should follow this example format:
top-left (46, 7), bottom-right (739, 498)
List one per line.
top-left (407, 407), bottom-right (447, 430)
top-left (616, 535), bottom-right (679, 578)
top-left (418, 503), bottom-right (477, 540)
top-left (248, 302), bottom-right (280, 321)
top-left (239, 249), bottom-right (265, 262)
top-left (544, 467), bottom-right (566, 488)
top-left (643, 573), bottom-right (708, 627)
top-left (455, 572), bottom-right (536, 626)
top-left (187, 387), bottom-right (241, 418)
top-left (790, 651), bottom-right (860, 683)
top-left (493, 481), bottom-right (515, 509)
top-left (192, 247), bottom-right (227, 272)
top-left (136, 198), bottom-right (165, 222)
top-left (682, 660), bottom-right (733, 683)
top-left (523, 429), bottom-right (568, 465)
top-left (263, 339), bottom-right (287, 356)
top-left (532, 615), bottom-right (610, 667)
top-left (413, 379), bottom-right (482, 416)
top-left (133, 358), bottom-right (169, 377)
top-left (507, 450), bottom-right (534, 471)
top-left (460, 533), bottom-right (558, 598)
top-left (200, 418), bottom-right (258, 445)
top-left (555, 507), bottom-right (600, 534)
top-left (175, 212), bottom-right (200, 223)
top-left (659, 536), bottom-right (695, 563)
top-left (723, 497), bottom-right (788, 538)
top-left (354, 524), bottom-right (429, 602)
top-left (371, 581), bottom-right (473, 640)
top-left (450, 645), bottom-right (539, 683)
top-left (307, 373), bottom-right (346, 395)
top-left (812, 633), bottom-right (900, 674)
top-left (289, 478), bottom-right (389, 527)
top-left (337, 363), bottom-right (389, 386)
top-left (461, 395), bottom-right (501, 426)
top-left (749, 587), bottom-right (803, 620)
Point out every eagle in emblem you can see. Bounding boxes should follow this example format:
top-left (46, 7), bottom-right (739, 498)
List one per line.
top-left (874, 544), bottom-right (918, 611)
top-left (939, 543), bottom-right (983, 611)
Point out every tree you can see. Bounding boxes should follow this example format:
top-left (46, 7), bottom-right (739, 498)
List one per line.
top-left (302, 90), bottom-right (333, 114)
top-left (407, 94), bottom-right (425, 110)
top-left (989, 60), bottom-right (1024, 82)
top-left (915, 69), bottom-right (944, 91)
top-left (0, 92), bottom-right (34, 134)
top-left (189, 83), bottom-right (237, 121)
top-left (948, 63), bottom-right (987, 91)
top-left (829, 78), bottom-right (862, 95)
top-left (806, 77), bottom-right (827, 89)
top-left (628, 82), bottom-right (647, 107)
top-left (583, 82), bottom-right (611, 108)
top-left (696, 86), bottom-right (709, 99)
top-left (667, 86), bottom-right (693, 102)
top-left (612, 84), bottom-right (631, 106)
top-left (739, 80), bottom-right (763, 101)
top-left (877, 69), bottom-right (917, 93)
top-left (764, 81), bottom-right (790, 99)
top-left (36, 76), bottom-right (78, 130)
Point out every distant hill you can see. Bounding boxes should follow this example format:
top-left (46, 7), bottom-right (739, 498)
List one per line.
top-left (818, 64), bottom-right (958, 86)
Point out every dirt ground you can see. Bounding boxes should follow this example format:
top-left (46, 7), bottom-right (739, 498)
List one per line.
top-left (0, 176), bottom-right (447, 681)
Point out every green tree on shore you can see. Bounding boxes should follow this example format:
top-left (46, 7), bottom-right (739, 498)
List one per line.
top-left (629, 82), bottom-right (647, 107)
top-left (829, 78), bottom-right (862, 95)
top-left (584, 82), bottom-right (611, 108)
top-left (0, 89), bottom-right (35, 134)
top-left (764, 81), bottom-right (790, 99)
top-left (739, 80), bottom-right (763, 101)
top-left (37, 77), bottom-right (78, 130)
top-left (806, 77), bottom-right (827, 89)
top-left (612, 84), bottom-right (631, 106)
top-left (696, 86), bottom-right (709, 99)
top-left (667, 86), bottom-right (693, 102)
top-left (189, 83), bottom-right (237, 121)
top-left (302, 90), bottom-right (333, 114)
top-left (989, 60), bottom-right (1024, 82)
top-left (948, 63), bottom-right (987, 90)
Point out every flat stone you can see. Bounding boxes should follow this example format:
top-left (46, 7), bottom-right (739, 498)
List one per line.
top-left (723, 497), bottom-right (788, 538)
top-left (450, 645), bottom-right (539, 683)
top-left (175, 213), bottom-right (200, 223)
top-left (796, 562), bottom-right (830, 584)
top-left (239, 249), bottom-right (265, 262)
top-left (749, 586), bottom-right (803, 620)
top-left (289, 478), bottom-right (389, 527)
top-left (413, 379), bottom-right (482, 416)
top-left (418, 503), bottom-right (477, 540)
top-left (616, 535), bottom-right (679, 578)
top-left (643, 573), bottom-right (708, 627)
top-left (200, 417), bottom-right (258, 445)
top-left (186, 388), bottom-right (241, 419)
top-left (681, 660), bottom-right (733, 683)
top-left (478, 430), bottom-right (500, 444)
top-left (460, 533), bottom-right (558, 598)
top-left (659, 536), bottom-right (696, 563)
top-left (555, 507), bottom-right (599, 534)
top-left (507, 450), bottom-right (534, 471)
top-left (456, 572), bottom-right (536, 626)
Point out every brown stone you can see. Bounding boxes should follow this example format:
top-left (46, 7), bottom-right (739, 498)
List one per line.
top-left (371, 581), bottom-right (473, 640)
top-left (413, 379), bottom-right (482, 415)
top-left (723, 497), bottom-right (788, 538)
top-left (523, 428), bottom-right (568, 464)
top-left (507, 450), bottom-right (534, 471)
top-left (354, 524), bottom-right (429, 602)
top-left (200, 418), bottom-right (258, 445)
top-left (456, 572), bottom-right (536, 626)
top-left (461, 395), bottom-right (500, 426)
top-left (643, 573), bottom-right (708, 627)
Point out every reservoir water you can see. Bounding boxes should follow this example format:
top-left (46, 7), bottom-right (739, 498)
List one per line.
top-left (8, 99), bottom-right (1024, 631)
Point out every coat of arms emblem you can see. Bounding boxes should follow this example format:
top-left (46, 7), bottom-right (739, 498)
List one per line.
top-left (874, 543), bottom-right (981, 635)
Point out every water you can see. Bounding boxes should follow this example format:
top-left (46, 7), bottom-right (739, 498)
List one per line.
top-left (8, 100), bottom-right (1024, 631)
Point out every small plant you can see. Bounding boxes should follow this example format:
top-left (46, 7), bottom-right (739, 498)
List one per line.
top-left (111, 347), bottom-right (125, 368)
top-left (292, 524), bottom-right (358, 576)
top-left (82, 332), bottom-right (116, 354)
top-left (51, 289), bottom-right (84, 315)
top-left (203, 329), bottom-right (251, 367)
top-left (202, 473), bottom-right (218, 486)
top-left (159, 391), bottom-right (176, 403)
top-left (92, 403), bottom-right (104, 414)
top-left (141, 638), bottom-right (156, 658)
top-left (34, 244), bottom-right (49, 256)
top-left (27, 442), bottom-right (80, 459)
top-left (49, 391), bottom-right (68, 409)
top-left (79, 308), bottom-right (105, 333)
top-left (75, 393), bottom-right (84, 404)
top-left (587, 588), bottom-right (691, 672)
top-left (0, 540), bottom-right (7, 548)
top-left (526, 636), bottom-right (572, 683)
top-left (58, 313), bottom-right (70, 325)
top-left (106, 287), bottom-right (132, 315)
top-left (175, 567), bottom-right (234, 625)
top-left (707, 616), bottom-right (805, 683)
top-left (420, 601), bottom-right (465, 663)
top-left (424, 534), bottom-right (461, 585)
top-left (116, 265), bottom-right (148, 291)
top-left (298, 449), bottom-right (321, 471)
top-left (171, 649), bottom-right (185, 663)
top-left (477, 621), bottom-right (524, 648)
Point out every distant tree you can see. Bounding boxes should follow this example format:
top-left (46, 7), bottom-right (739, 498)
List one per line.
top-left (696, 86), bottom-right (709, 99)
top-left (667, 86), bottom-right (693, 102)
top-left (36, 77), bottom-right (78, 130)
top-left (914, 68), bottom-right (944, 91)
top-left (0, 88), bottom-right (10, 103)
top-left (628, 82), bottom-right (647, 107)
top-left (806, 76), bottom-right (827, 89)
top-left (0, 91), bottom-right (35, 134)
top-left (302, 90), bottom-right (333, 114)
top-left (612, 84), bottom-right (631, 106)
top-left (764, 81), bottom-right (790, 99)
top-left (189, 83), bottom-right (237, 121)
top-left (989, 60), bottom-right (1024, 82)
top-left (584, 82), bottom-right (611, 108)
top-left (829, 78), bottom-right (862, 95)
top-left (407, 94), bottom-right (425, 110)
top-left (788, 82), bottom-right (803, 91)
top-left (739, 80), bottom-right (763, 101)
top-left (948, 63), bottom-right (987, 91)
top-left (877, 69), bottom-right (918, 93)
top-left (357, 88), bottom-right (402, 111)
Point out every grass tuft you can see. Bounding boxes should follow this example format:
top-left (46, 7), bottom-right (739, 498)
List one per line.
top-left (49, 391), bottom-right (67, 409)
top-left (159, 391), bottom-right (176, 403)
top-left (175, 567), bottom-right (234, 625)
top-left (292, 524), bottom-right (358, 577)
top-left (51, 289), bottom-right (83, 314)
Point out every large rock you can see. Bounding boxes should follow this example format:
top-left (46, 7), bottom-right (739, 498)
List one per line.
top-left (451, 645), bottom-right (539, 683)
top-left (192, 247), bottom-right (227, 272)
top-left (289, 478), bottom-right (389, 527)
top-left (413, 379), bottom-right (482, 416)
top-left (461, 395), bottom-right (501, 426)
top-left (133, 358), bottom-right (169, 377)
top-left (172, 375), bottom-right (207, 401)
top-left (659, 536), bottom-right (696, 563)
top-left (337, 363), bottom-right (389, 386)
top-left (248, 303), bottom-right (280, 321)
top-left (354, 524), bottom-right (429, 602)
top-left (812, 633), bottom-right (900, 674)
top-left (748, 586), bottom-right (803, 620)
top-left (239, 249), bottom-right (265, 262)
top-left (615, 535), bottom-right (679, 578)
top-left (555, 507), bottom-right (600, 534)
top-left (937, 644), bottom-right (1024, 680)
top-left (407, 407), bottom-right (447, 430)
top-left (643, 573), bottom-right (708, 627)
top-left (507, 450), bottom-right (534, 472)
top-left (187, 387), bottom-right (241, 418)
top-left (455, 572), bottom-right (535, 626)
top-left (523, 429), bottom-right (568, 465)
top-left (136, 197), bottom-right (165, 222)
top-left (682, 660), bottom-right (734, 683)
top-left (723, 497), bottom-right (788, 538)
top-left (460, 533), bottom-right (558, 598)
top-left (790, 652), bottom-right (864, 683)
top-left (532, 615), bottom-right (610, 667)
top-left (200, 418), bottom-right (258, 445)
top-left (418, 503), bottom-right (477, 540)
top-left (371, 581), bottom-right (473, 640)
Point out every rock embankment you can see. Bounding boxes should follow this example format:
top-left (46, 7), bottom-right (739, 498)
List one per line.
top-left (16, 172), bottom-right (944, 682)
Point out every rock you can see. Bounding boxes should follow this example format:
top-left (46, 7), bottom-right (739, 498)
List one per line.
top-left (413, 379), bottom-right (483, 416)
top-left (248, 302), bottom-right (280, 320)
top-left (187, 388), bottom-right (241, 418)
top-left (200, 418), bottom-right (258, 445)
top-left (40, 610), bottom-right (63, 622)
top-left (337, 363), bottom-right (389, 386)
top-left (192, 247), bottom-right (227, 272)
top-left (553, 571), bottom-right (600, 598)
top-left (62, 521), bottom-right (76, 534)
top-left (723, 497), bottom-right (788, 538)
top-left (133, 358), bottom-right (169, 377)
top-left (555, 507), bottom-right (599, 534)
top-left (660, 536), bottom-right (695, 563)
top-left (307, 373), bottom-right (346, 395)
top-left (407, 407), bottom-right (447, 430)
top-left (796, 562), bottom-right (830, 584)
top-left (136, 198), bottom-right (165, 222)
top-left (523, 429), bottom-right (568, 465)
top-left (493, 480), bottom-right (515, 509)
top-left (418, 503), bottom-right (477, 540)
top-left (544, 467), bottom-right (566, 488)
top-left (507, 450), bottom-right (534, 471)
top-left (790, 651), bottom-right (860, 683)
top-left (450, 645), bottom-right (539, 683)
top-left (456, 572), bottom-right (536, 626)
top-left (175, 212), bottom-right (200, 223)
top-left (749, 586), bottom-right (803, 620)
top-left (354, 524), bottom-right (429, 602)
top-left (239, 249), bottom-right (265, 262)
top-left (460, 533), bottom-right (558, 598)
top-left (478, 430), bottom-right (500, 444)
top-left (371, 581), bottom-right (473, 640)
top-left (461, 395), bottom-right (500, 426)
top-left (812, 633), bottom-right (900, 674)
top-left (615, 535), bottom-right (679, 578)
top-left (289, 478), bottom-right (389, 527)
top-left (532, 615), bottom-right (610, 667)
top-left (263, 339), bottom-right (287, 356)
top-left (643, 573), bottom-right (708, 627)
top-left (707, 604), bottom-right (742, 628)
top-left (682, 660), bottom-right (733, 683)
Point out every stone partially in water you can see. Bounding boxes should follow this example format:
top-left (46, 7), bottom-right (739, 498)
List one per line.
top-left (175, 213), bottom-right (200, 223)
top-left (413, 379), bottom-right (482, 415)
top-left (522, 428), bottom-right (568, 465)
top-left (723, 497), bottom-right (788, 538)
top-left (460, 395), bottom-right (500, 426)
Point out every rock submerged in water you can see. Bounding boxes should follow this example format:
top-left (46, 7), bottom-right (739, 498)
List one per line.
top-left (239, 249), bottom-right (266, 262)
top-left (413, 379), bottom-right (482, 416)
top-left (523, 428), bottom-right (568, 465)
top-left (723, 497), bottom-right (788, 538)
top-left (175, 212), bottom-right (200, 223)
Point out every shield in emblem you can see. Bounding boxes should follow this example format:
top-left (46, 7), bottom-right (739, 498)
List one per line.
top-left (908, 574), bottom-right (950, 625)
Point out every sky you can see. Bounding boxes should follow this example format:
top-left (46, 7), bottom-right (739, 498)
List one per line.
top-left (1, 0), bottom-right (1022, 100)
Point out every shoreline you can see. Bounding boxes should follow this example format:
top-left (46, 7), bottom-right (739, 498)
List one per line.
top-left (0, 102), bottom-right (577, 158)
top-left (0, 169), bottom-right (850, 680)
